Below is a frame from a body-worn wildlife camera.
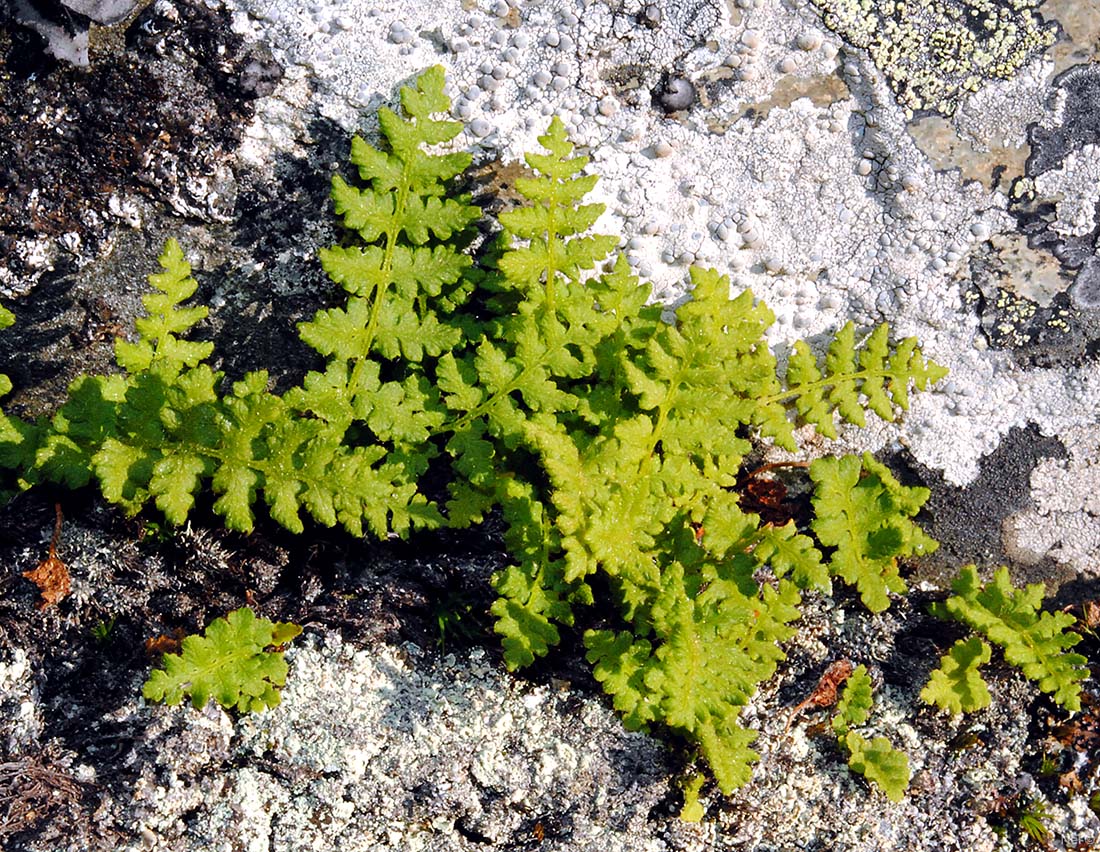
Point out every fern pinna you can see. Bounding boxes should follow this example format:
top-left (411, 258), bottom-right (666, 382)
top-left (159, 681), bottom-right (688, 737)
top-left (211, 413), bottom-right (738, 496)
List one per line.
top-left (0, 307), bottom-right (34, 497)
top-left (0, 67), bottom-right (953, 798)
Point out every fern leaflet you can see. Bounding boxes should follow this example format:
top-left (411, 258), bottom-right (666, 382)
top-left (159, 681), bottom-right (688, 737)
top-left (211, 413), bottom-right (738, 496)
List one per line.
top-left (920, 636), bottom-right (992, 714)
top-left (810, 453), bottom-right (937, 612)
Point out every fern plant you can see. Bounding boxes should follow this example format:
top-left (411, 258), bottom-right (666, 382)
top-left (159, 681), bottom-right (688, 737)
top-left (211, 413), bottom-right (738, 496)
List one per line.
top-left (143, 607), bottom-right (302, 712)
top-left (832, 665), bottom-right (910, 801)
top-left (924, 565), bottom-right (1089, 712)
top-left (920, 635), bottom-right (992, 714)
top-left (0, 67), bottom-right (954, 795)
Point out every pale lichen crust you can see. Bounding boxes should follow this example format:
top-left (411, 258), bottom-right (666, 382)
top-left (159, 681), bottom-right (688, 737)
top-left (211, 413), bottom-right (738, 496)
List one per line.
top-left (808, 0), bottom-right (1057, 115)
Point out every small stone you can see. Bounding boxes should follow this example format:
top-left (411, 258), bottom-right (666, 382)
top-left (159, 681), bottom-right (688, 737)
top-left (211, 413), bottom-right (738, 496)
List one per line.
top-left (658, 77), bottom-right (693, 112)
top-left (796, 30), bottom-right (822, 51)
top-left (387, 22), bottom-right (414, 44)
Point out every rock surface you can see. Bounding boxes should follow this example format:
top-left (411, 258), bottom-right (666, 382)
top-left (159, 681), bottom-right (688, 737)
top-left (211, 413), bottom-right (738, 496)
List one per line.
top-left (1, 0), bottom-right (1099, 850)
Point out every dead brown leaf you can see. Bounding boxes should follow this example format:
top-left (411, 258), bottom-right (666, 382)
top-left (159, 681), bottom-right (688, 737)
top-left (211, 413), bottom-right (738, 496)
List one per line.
top-left (22, 556), bottom-right (71, 610)
top-left (784, 659), bottom-right (854, 733)
top-left (22, 504), bottom-right (70, 609)
top-left (144, 631), bottom-right (185, 658)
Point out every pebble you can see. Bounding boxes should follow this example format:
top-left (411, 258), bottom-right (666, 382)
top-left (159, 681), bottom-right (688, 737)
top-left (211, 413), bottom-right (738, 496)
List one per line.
top-left (387, 22), bottom-right (414, 44)
top-left (796, 30), bottom-right (823, 51)
top-left (659, 78), bottom-right (694, 112)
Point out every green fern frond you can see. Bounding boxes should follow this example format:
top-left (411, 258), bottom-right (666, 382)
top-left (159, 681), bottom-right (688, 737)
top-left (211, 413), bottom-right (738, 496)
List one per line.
top-left (764, 321), bottom-right (947, 442)
top-left (833, 664), bottom-right (874, 736)
top-left (300, 64), bottom-right (479, 363)
top-left (752, 522), bottom-right (830, 592)
top-left (114, 238), bottom-right (214, 375)
top-left (143, 608), bottom-right (302, 713)
top-left (843, 731), bottom-right (910, 802)
top-left (498, 116), bottom-right (618, 307)
top-left (586, 563), bottom-right (802, 795)
top-left (490, 478), bottom-right (588, 669)
top-left (833, 666), bottom-right (909, 800)
top-left (938, 566), bottom-right (1089, 711)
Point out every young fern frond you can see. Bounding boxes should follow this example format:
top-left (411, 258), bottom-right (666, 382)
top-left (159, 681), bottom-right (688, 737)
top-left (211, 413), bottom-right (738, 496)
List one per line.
top-left (585, 559), bottom-right (803, 794)
top-left (833, 665), bottom-right (910, 801)
top-left (934, 566), bottom-right (1089, 711)
top-left (300, 64), bottom-right (479, 365)
top-left (833, 664), bottom-right (875, 735)
top-left (143, 608), bottom-right (302, 713)
top-left (37, 241), bottom-right (221, 514)
top-left (113, 238), bottom-right (214, 375)
top-left (920, 636), bottom-right (992, 714)
top-left (842, 731), bottom-right (910, 802)
top-left (497, 116), bottom-right (619, 310)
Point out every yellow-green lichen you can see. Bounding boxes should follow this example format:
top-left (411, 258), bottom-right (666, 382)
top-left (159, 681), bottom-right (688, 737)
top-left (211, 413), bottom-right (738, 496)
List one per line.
top-left (808, 0), bottom-right (1056, 115)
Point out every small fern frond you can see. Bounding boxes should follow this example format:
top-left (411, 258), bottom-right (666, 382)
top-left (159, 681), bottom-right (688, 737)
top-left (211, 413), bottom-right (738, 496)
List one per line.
top-left (114, 238), bottom-right (214, 375)
top-left (833, 664), bottom-right (874, 735)
top-left (490, 479), bottom-right (589, 669)
top-left (301, 64), bottom-right (479, 363)
top-left (842, 731), bottom-right (910, 802)
top-left (833, 666), bottom-right (909, 801)
top-left (586, 563), bottom-right (802, 795)
top-left (143, 608), bottom-right (302, 713)
top-left (498, 116), bottom-right (618, 306)
top-left (765, 321), bottom-right (947, 441)
top-left (938, 566), bottom-right (1089, 711)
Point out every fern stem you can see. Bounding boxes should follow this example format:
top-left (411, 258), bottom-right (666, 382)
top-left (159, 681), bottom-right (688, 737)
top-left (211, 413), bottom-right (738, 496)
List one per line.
top-left (756, 370), bottom-right (896, 407)
top-left (544, 206), bottom-right (559, 312)
top-left (360, 156), bottom-right (413, 357)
